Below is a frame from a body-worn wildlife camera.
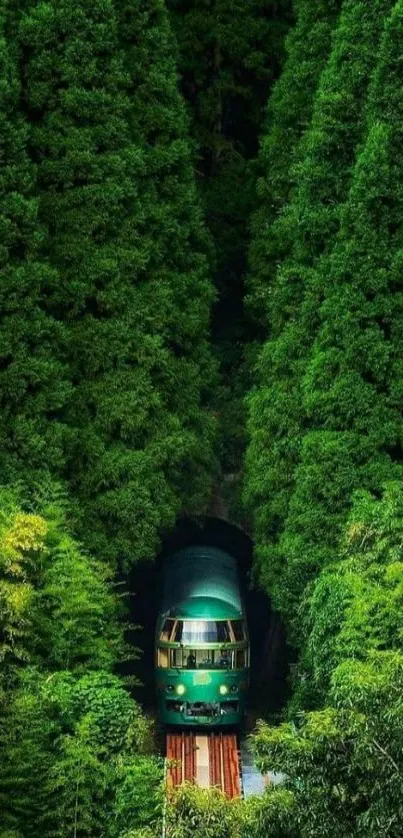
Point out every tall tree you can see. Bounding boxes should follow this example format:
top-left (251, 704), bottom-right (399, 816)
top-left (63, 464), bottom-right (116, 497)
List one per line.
top-left (18, 0), bottom-right (216, 567)
top-left (245, 0), bottom-right (395, 626)
top-left (0, 490), bottom-right (41, 686)
top-left (245, 0), bottom-right (343, 589)
top-left (246, 0), bottom-right (342, 319)
top-left (274, 0), bottom-right (403, 627)
top-left (0, 2), bottom-right (71, 489)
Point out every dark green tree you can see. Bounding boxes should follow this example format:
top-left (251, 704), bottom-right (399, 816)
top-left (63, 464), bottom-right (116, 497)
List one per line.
top-left (273, 0), bottom-right (403, 627)
top-left (245, 0), bottom-right (343, 594)
top-left (247, 0), bottom-right (342, 319)
top-left (0, 2), bottom-right (71, 488)
top-left (252, 484), bottom-right (403, 838)
top-left (19, 0), bottom-right (216, 567)
top-left (245, 0), bottom-right (396, 626)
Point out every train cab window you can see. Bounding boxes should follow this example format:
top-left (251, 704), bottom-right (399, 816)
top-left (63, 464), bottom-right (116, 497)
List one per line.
top-left (187, 649), bottom-right (214, 669)
top-left (235, 649), bottom-right (246, 669)
top-left (230, 621), bottom-right (246, 641)
top-left (176, 620), bottom-right (231, 643)
top-left (169, 648), bottom-right (183, 668)
top-left (159, 619), bottom-right (176, 641)
top-left (183, 649), bottom-right (235, 670)
top-left (157, 647), bottom-right (169, 668)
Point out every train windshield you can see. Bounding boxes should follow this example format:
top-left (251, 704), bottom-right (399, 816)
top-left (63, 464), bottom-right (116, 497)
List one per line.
top-left (230, 620), bottom-right (246, 641)
top-left (180, 621), bottom-right (230, 643)
top-left (159, 619), bottom-right (247, 643)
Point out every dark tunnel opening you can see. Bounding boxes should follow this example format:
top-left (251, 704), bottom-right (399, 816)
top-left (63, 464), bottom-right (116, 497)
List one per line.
top-left (126, 516), bottom-right (292, 729)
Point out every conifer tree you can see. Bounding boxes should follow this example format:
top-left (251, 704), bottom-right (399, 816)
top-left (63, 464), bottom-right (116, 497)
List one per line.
top-left (277, 0), bottom-right (403, 626)
top-left (245, 0), bottom-right (343, 596)
top-left (245, 0), bottom-right (395, 624)
top-left (0, 3), bottom-right (71, 488)
top-left (247, 0), bottom-right (342, 318)
top-left (19, 0), bottom-right (216, 566)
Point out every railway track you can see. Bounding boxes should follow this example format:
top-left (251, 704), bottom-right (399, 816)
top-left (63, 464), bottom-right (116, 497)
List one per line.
top-left (166, 732), bottom-right (241, 798)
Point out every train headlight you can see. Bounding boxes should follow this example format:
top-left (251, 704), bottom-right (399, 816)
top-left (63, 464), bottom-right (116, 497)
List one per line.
top-left (176, 683), bottom-right (186, 696)
top-left (219, 684), bottom-right (229, 696)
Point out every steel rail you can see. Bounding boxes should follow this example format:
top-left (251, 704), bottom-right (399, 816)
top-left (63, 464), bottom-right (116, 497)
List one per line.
top-left (166, 732), bottom-right (241, 799)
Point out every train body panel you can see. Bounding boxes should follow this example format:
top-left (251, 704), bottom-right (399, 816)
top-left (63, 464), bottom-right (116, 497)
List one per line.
top-left (162, 547), bottom-right (242, 619)
top-left (157, 666), bottom-right (249, 726)
top-left (156, 546), bottom-right (249, 726)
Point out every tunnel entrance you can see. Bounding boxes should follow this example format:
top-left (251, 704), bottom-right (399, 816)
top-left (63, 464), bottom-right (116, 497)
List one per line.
top-left (126, 516), bottom-right (291, 727)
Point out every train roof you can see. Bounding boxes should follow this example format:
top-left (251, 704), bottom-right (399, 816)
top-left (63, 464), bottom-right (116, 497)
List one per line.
top-left (162, 546), bottom-right (243, 621)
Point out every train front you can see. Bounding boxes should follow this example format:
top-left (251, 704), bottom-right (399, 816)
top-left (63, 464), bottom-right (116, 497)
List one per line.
top-left (155, 547), bottom-right (249, 727)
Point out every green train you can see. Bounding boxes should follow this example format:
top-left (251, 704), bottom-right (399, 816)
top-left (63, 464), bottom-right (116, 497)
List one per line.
top-left (155, 546), bottom-right (249, 726)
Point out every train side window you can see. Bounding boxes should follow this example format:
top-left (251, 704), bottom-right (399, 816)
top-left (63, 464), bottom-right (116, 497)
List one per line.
top-left (183, 650), bottom-right (218, 669)
top-left (170, 649), bottom-right (183, 668)
top-left (160, 619), bottom-right (176, 641)
top-left (157, 647), bottom-right (169, 668)
top-left (230, 620), bottom-right (246, 641)
top-left (235, 649), bottom-right (246, 668)
top-left (216, 622), bottom-right (230, 642)
top-left (173, 621), bottom-right (183, 642)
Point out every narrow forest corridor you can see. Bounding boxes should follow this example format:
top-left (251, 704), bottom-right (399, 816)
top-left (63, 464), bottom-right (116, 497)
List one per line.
top-left (168, 0), bottom-right (292, 486)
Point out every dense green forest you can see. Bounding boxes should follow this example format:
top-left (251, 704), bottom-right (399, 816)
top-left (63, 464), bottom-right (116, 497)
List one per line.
top-left (1, 0), bottom-right (402, 836)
